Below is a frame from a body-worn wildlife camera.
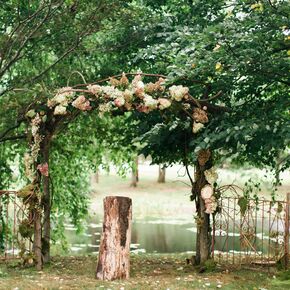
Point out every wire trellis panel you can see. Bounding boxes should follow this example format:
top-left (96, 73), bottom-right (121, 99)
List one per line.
top-left (0, 190), bottom-right (32, 261)
top-left (212, 195), bottom-right (289, 266)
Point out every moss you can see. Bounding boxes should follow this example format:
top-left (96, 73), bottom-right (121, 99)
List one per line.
top-left (17, 184), bottom-right (35, 199)
top-left (204, 258), bottom-right (217, 272)
top-left (19, 219), bottom-right (34, 238)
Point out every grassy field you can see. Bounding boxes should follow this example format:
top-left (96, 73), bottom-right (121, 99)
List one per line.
top-left (89, 165), bottom-right (290, 220)
top-left (0, 254), bottom-right (289, 290)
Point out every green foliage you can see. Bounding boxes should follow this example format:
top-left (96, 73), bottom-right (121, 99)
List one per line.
top-left (238, 196), bottom-right (248, 216)
top-left (203, 258), bottom-right (217, 272)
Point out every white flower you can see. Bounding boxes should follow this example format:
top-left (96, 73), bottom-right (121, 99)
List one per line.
top-left (54, 105), bottom-right (67, 115)
top-left (87, 84), bottom-right (102, 95)
top-left (123, 89), bottom-right (133, 101)
top-left (204, 167), bottom-right (218, 184)
top-left (144, 94), bottom-right (158, 110)
top-left (72, 95), bottom-right (92, 111)
top-left (158, 98), bottom-right (171, 110)
top-left (47, 87), bottom-right (73, 108)
top-left (30, 114), bottom-right (41, 136)
top-left (136, 80), bottom-right (145, 90)
top-left (192, 122), bottom-right (204, 133)
top-left (56, 86), bottom-right (74, 98)
top-left (25, 109), bottom-right (36, 118)
top-left (204, 196), bottom-right (218, 214)
top-left (114, 96), bottom-right (125, 107)
top-left (100, 85), bottom-right (115, 96)
top-left (47, 98), bottom-right (57, 108)
top-left (169, 85), bottom-right (189, 101)
top-left (201, 184), bottom-right (213, 200)
top-left (31, 124), bottom-right (38, 137)
top-left (132, 74), bottom-right (142, 86)
top-left (102, 86), bottom-right (123, 99)
top-left (98, 103), bottom-right (112, 114)
top-left (54, 94), bottom-right (68, 106)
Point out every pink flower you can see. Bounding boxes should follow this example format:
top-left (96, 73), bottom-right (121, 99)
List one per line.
top-left (37, 163), bottom-right (49, 176)
top-left (72, 95), bottom-right (92, 111)
top-left (136, 105), bottom-right (150, 113)
top-left (114, 96), bottom-right (125, 107)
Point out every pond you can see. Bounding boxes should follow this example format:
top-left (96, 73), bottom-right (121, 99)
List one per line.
top-left (64, 215), bottom-right (285, 258)
top-left (65, 217), bottom-right (196, 255)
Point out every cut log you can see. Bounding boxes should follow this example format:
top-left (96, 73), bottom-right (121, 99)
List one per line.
top-left (96, 196), bottom-right (132, 280)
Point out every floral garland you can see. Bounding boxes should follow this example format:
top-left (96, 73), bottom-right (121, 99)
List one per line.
top-left (23, 73), bottom-right (210, 208)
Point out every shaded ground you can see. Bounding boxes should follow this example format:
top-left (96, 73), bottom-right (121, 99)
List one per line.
top-left (0, 254), bottom-right (289, 290)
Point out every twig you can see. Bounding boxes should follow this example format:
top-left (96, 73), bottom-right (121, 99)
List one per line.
top-left (73, 72), bottom-right (167, 88)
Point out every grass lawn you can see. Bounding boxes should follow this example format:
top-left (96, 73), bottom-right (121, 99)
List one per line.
top-left (0, 254), bottom-right (289, 290)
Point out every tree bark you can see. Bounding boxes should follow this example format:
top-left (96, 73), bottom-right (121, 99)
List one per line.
top-left (193, 153), bottom-right (212, 265)
top-left (96, 196), bottom-right (132, 280)
top-left (196, 195), bottom-right (210, 264)
top-left (130, 156), bottom-right (138, 187)
top-left (41, 135), bottom-right (51, 263)
top-left (157, 165), bottom-right (166, 183)
top-left (33, 210), bottom-right (42, 270)
top-left (95, 169), bottom-right (99, 183)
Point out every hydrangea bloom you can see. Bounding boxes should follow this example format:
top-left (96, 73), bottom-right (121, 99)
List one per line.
top-left (204, 196), bottom-right (218, 214)
top-left (72, 95), bottom-right (92, 111)
top-left (144, 94), bottom-right (158, 110)
top-left (204, 167), bottom-right (218, 184)
top-left (201, 184), bottom-right (213, 200)
top-left (26, 109), bottom-right (36, 118)
top-left (123, 89), bottom-right (133, 102)
top-left (119, 73), bottom-right (129, 86)
top-left (192, 122), bottom-right (204, 133)
top-left (47, 87), bottom-right (74, 108)
top-left (101, 86), bottom-right (117, 97)
top-left (114, 96), bottom-right (125, 107)
top-left (169, 85), bottom-right (189, 101)
top-left (54, 105), bottom-right (67, 115)
top-left (158, 98), bottom-right (171, 110)
top-left (98, 103), bottom-right (112, 115)
top-left (87, 84), bottom-right (102, 95)
top-left (31, 114), bottom-right (42, 137)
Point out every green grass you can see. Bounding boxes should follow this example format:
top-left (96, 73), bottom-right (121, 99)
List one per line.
top-left (1, 254), bottom-right (288, 290)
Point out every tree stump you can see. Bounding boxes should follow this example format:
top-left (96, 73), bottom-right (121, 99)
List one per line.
top-left (96, 196), bottom-right (132, 280)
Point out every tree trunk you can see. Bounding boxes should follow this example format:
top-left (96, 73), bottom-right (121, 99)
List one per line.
top-left (33, 210), bottom-right (42, 270)
top-left (130, 156), bottom-right (138, 187)
top-left (41, 136), bottom-right (51, 263)
top-left (95, 169), bottom-right (99, 183)
top-left (196, 195), bottom-right (210, 264)
top-left (157, 165), bottom-right (166, 183)
top-left (193, 152), bottom-right (213, 265)
top-left (96, 196), bottom-right (132, 280)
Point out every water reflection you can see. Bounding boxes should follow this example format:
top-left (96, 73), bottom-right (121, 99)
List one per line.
top-left (64, 216), bottom-right (283, 257)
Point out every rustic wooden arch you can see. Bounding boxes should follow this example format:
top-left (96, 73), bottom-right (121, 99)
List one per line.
top-left (19, 72), bottom-right (226, 270)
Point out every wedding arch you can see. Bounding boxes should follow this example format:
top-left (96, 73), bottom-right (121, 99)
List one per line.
top-left (17, 72), bottom-right (226, 270)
